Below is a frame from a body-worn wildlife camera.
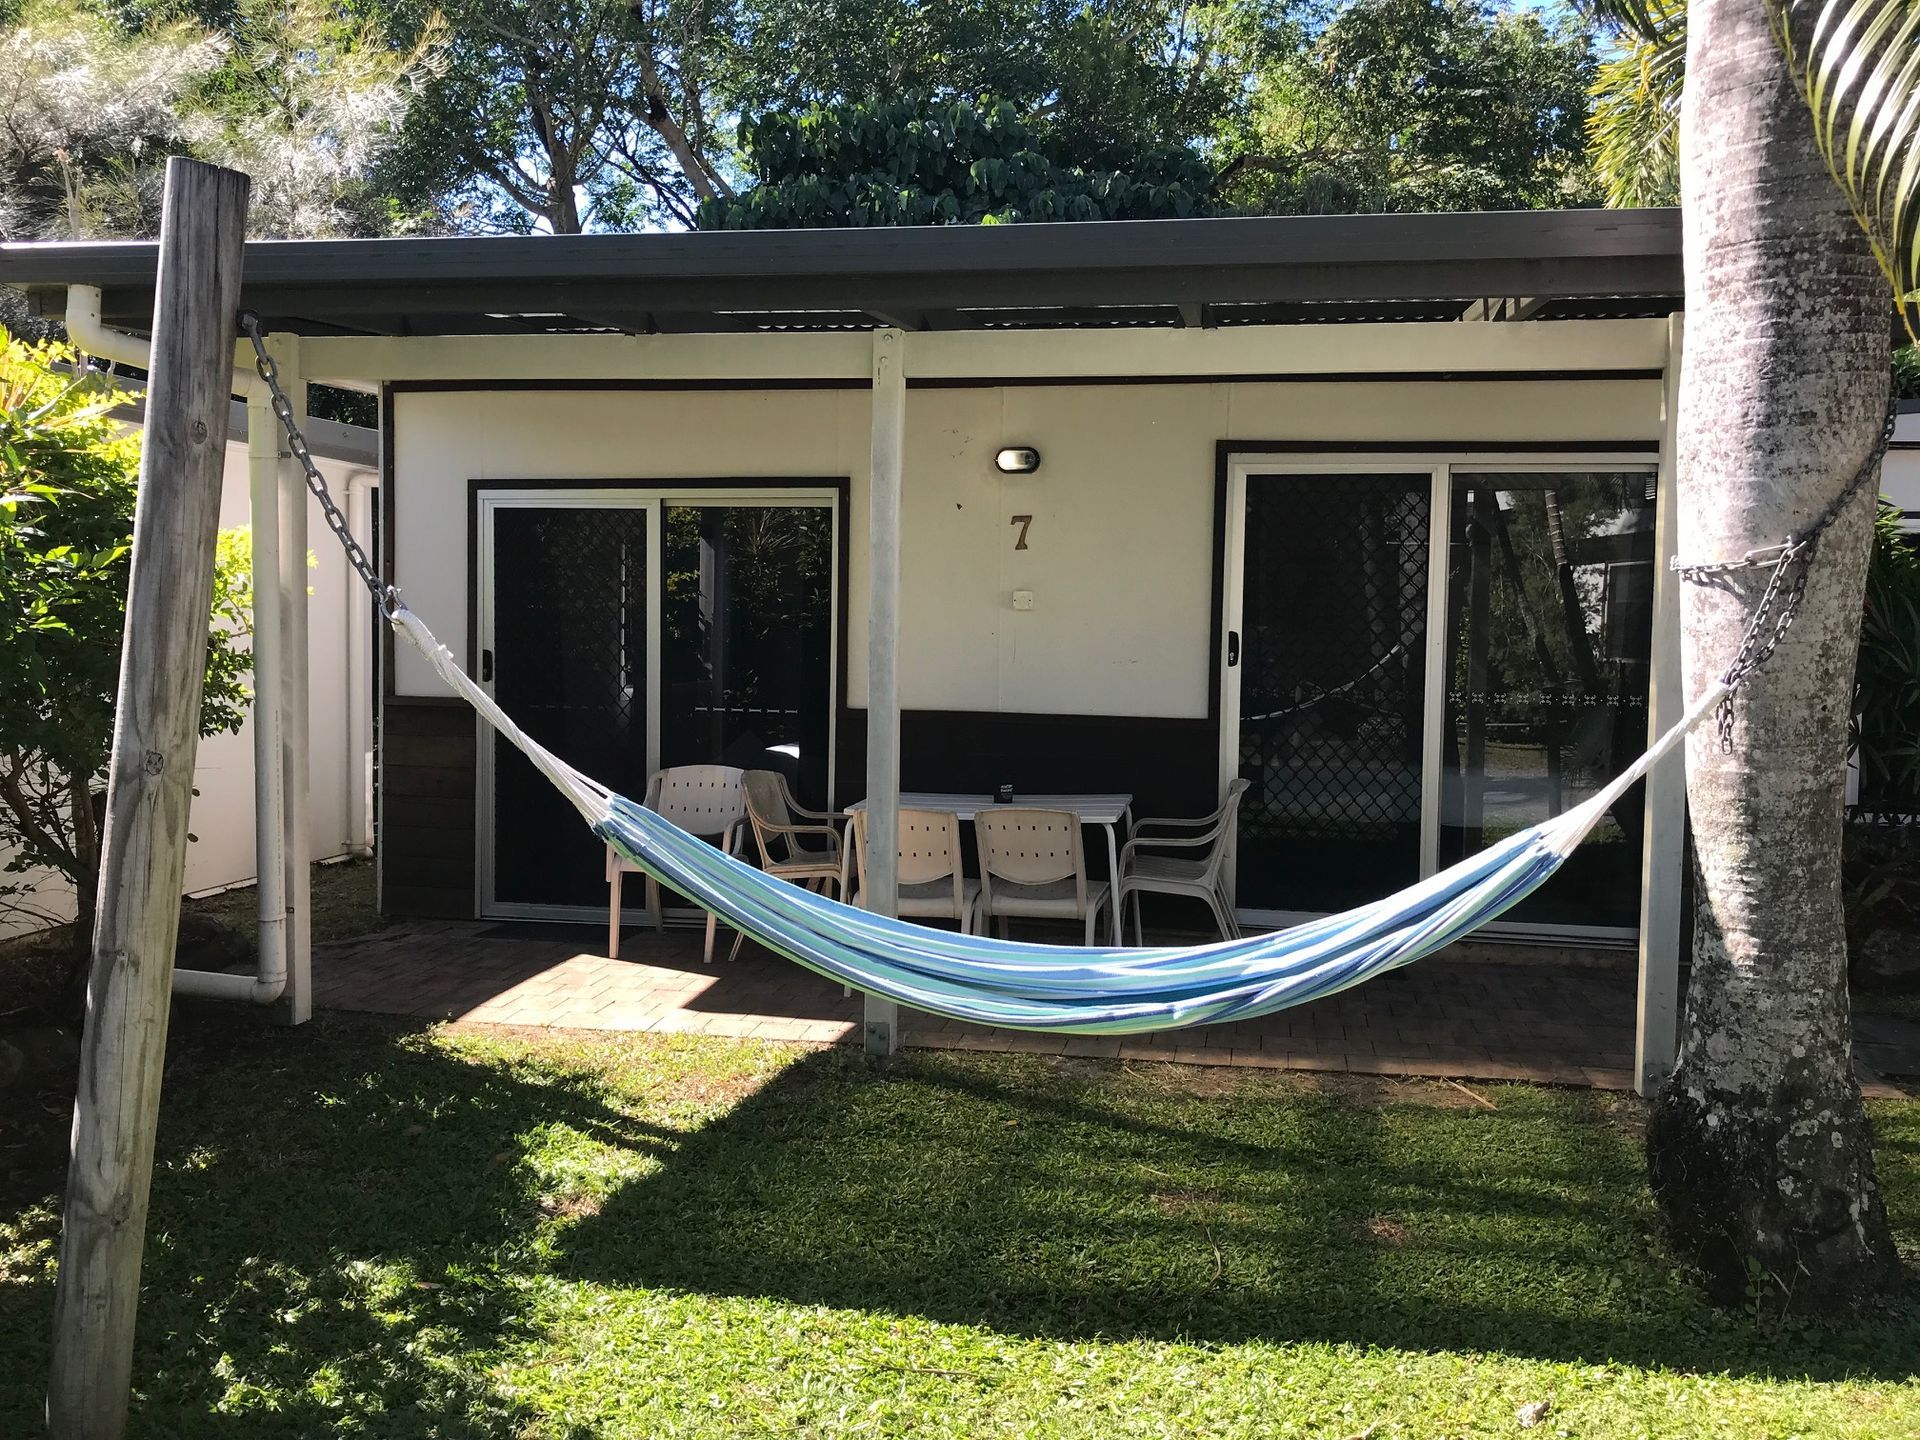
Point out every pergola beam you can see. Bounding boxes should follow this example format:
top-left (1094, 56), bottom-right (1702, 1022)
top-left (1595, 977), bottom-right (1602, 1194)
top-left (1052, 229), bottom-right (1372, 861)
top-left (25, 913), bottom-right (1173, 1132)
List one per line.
top-left (276, 317), bottom-right (1674, 389)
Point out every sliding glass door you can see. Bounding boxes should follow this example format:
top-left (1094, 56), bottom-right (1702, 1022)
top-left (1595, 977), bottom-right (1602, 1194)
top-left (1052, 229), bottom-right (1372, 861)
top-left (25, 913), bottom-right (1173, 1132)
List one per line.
top-left (1230, 472), bottom-right (1431, 913)
top-left (489, 505), bottom-right (651, 910)
top-left (1221, 457), bottom-right (1659, 936)
top-left (1438, 472), bottom-right (1657, 928)
top-left (479, 487), bottom-right (838, 919)
top-left (660, 504), bottom-right (835, 808)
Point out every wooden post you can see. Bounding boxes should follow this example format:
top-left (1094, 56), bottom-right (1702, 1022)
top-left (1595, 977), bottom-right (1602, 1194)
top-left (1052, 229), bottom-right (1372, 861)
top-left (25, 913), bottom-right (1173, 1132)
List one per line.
top-left (46, 158), bottom-right (249, 1439)
top-left (864, 329), bottom-right (904, 1055)
top-left (1635, 311), bottom-right (1687, 1097)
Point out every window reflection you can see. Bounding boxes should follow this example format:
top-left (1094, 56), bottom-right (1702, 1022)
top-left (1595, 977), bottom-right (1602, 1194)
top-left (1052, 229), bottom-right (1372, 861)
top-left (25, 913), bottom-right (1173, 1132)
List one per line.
top-left (661, 505), bottom-right (835, 808)
top-left (1440, 472), bottom-right (1656, 928)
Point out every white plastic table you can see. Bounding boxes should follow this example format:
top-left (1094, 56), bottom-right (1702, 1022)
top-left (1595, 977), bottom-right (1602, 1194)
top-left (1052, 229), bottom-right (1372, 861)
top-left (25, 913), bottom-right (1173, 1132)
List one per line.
top-left (846, 791), bottom-right (1134, 944)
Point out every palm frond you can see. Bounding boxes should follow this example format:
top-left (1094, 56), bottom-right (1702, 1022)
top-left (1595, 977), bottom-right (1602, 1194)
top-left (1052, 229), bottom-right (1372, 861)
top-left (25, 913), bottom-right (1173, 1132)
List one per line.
top-left (1589, 21), bottom-right (1687, 206)
top-left (1582, 0), bottom-right (1686, 45)
top-left (1772, 0), bottom-right (1920, 340)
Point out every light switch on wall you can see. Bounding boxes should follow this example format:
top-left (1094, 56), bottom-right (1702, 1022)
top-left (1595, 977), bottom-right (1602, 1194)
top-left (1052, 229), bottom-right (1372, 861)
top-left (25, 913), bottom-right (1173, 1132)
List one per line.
top-left (1011, 589), bottom-right (1034, 611)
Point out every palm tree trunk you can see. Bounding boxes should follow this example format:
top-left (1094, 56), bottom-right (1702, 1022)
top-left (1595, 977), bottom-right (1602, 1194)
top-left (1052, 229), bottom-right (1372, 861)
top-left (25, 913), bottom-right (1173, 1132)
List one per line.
top-left (1646, 0), bottom-right (1901, 1310)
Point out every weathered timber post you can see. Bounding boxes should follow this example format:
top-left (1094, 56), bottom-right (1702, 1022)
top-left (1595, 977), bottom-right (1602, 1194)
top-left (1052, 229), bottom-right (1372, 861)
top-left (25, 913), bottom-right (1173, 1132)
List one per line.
top-left (46, 157), bottom-right (249, 1440)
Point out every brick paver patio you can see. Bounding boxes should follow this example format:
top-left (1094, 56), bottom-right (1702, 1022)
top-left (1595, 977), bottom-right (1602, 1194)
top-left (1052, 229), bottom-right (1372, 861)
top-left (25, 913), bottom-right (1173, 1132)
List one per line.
top-left (315, 919), bottom-right (1661, 1088)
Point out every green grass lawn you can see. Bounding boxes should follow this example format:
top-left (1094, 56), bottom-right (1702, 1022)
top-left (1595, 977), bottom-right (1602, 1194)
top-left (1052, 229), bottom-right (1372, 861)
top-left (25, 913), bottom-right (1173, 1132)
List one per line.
top-left (3, 1014), bottom-right (1917, 1438)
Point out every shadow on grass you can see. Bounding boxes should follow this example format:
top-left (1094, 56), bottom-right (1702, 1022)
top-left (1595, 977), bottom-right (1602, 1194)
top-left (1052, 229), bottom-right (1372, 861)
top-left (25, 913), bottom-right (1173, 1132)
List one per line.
top-left (4, 1013), bottom-right (1917, 1439)
top-left (554, 1045), bottom-right (1920, 1383)
top-left (0, 1009), bottom-right (640, 1439)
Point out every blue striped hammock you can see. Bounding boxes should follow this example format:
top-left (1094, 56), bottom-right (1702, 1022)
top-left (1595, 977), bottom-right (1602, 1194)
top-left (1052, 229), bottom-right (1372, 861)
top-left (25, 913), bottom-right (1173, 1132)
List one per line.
top-left (394, 608), bottom-right (1715, 1035)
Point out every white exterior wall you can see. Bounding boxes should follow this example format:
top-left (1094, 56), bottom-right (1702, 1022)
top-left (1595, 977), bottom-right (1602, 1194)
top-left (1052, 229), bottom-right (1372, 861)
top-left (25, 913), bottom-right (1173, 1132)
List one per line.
top-left (191, 443), bottom-right (376, 892)
top-left (1, 435), bottom-right (375, 940)
top-left (390, 363), bottom-right (1663, 722)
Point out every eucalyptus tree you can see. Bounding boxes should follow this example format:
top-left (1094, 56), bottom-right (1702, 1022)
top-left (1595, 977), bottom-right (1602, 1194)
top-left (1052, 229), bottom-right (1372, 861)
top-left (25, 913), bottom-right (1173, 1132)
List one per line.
top-left (371, 0), bottom-right (732, 232)
top-left (1594, 0), bottom-right (1917, 1308)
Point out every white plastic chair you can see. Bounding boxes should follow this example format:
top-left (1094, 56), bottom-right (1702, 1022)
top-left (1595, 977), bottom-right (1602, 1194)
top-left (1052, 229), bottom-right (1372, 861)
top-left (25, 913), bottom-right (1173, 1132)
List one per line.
top-left (845, 808), bottom-right (980, 932)
top-left (1114, 779), bottom-right (1249, 945)
top-left (606, 764), bottom-right (747, 963)
top-left (974, 807), bottom-right (1112, 945)
top-left (743, 770), bottom-right (846, 897)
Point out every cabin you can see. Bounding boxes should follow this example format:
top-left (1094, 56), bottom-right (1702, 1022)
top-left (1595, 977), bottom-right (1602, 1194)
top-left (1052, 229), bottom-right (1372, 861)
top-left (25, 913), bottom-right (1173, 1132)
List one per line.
top-left (6, 208), bottom-right (1701, 1090)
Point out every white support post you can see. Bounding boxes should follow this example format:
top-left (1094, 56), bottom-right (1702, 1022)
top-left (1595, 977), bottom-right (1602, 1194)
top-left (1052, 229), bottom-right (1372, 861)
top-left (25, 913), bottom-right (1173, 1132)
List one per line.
top-left (864, 329), bottom-right (905, 1055)
top-left (276, 344), bottom-right (313, 1024)
top-left (1635, 312), bottom-right (1687, 1096)
top-left (248, 385), bottom-right (289, 991)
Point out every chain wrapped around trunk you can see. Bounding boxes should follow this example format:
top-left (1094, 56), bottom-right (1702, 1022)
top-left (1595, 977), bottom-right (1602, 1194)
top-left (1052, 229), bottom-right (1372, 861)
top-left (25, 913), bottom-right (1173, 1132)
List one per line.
top-left (1672, 396), bottom-right (1899, 750)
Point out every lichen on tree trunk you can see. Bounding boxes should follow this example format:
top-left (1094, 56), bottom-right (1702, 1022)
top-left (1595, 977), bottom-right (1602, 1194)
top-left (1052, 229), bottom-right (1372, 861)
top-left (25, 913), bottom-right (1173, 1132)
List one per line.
top-left (1647, 0), bottom-right (1902, 1309)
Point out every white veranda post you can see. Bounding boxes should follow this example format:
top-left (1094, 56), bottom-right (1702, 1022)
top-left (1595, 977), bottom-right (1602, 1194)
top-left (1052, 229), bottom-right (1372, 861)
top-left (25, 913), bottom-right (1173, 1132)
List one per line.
top-left (1634, 312), bottom-right (1688, 1096)
top-left (865, 328), bottom-right (905, 1054)
top-left (274, 339), bottom-right (313, 1023)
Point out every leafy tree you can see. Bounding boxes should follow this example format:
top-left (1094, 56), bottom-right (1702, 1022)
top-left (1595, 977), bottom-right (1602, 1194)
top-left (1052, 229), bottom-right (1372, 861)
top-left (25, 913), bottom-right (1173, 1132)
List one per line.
top-left (718, 0), bottom-right (1307, 170)
top-left (1226, 0), bottom-right (1601, 214)
top-left (371, 0), bottom-right (733, 232)
top-left (1586, 0), bottom-right (1685, 206)
top-left (0, 0), bottom-right (442, 241)
top-left (0, 0), bottom-right (223, 240)
top-left (1853, 502), bottom-right (1920, 810)
top-left (184, 0), bottom-right (449, 237)
top-left (699, 98), bottom-right (1217, 228)
top-left (0, 335), bottom-right (253, 966)
top-left (711, 1), bottom-right (1599, 227)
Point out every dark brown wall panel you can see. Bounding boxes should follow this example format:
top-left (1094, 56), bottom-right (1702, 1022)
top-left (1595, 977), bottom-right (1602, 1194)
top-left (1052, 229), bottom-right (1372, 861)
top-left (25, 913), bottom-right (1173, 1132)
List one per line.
top-left (380, 699), bottom-right (476, 918)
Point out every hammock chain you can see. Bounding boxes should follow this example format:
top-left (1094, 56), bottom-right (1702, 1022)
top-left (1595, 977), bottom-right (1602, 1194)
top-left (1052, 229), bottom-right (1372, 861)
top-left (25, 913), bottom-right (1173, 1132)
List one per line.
top-left (240, 312), bottom-right (396, 620)
top-left (1671, 396), bottom-right (1899, 751)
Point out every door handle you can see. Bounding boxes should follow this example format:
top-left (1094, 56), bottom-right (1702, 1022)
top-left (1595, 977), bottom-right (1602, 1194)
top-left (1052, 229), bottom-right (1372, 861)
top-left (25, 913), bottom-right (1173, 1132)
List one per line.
top-left (481, 648), bottom-right (494, 682)
top-left (1227, 630), bottom-right (1240, 668)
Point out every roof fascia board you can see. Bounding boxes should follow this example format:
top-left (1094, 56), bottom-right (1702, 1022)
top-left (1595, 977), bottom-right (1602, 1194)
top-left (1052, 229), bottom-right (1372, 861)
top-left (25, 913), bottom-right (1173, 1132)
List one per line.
top-left (0, 209), bottom-right (1683, 288)
top-left (302, 317), bottom-right (1673, 386)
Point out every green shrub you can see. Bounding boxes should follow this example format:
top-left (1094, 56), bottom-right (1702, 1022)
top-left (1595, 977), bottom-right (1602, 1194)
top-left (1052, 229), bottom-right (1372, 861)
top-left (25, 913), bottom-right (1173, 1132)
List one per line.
top-left (0, 333), bottom-right (253, 963)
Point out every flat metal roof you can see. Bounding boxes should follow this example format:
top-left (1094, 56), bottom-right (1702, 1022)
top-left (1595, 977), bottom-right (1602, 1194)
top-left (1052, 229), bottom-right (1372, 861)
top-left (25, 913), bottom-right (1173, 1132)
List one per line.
top-left (3, 208), bottom-right (1683, 338)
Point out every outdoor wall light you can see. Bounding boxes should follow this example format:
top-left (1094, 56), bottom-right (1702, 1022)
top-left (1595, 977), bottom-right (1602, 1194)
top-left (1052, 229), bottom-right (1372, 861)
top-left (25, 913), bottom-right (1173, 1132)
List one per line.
top-left (995, 446), bottom-right (1041, 474)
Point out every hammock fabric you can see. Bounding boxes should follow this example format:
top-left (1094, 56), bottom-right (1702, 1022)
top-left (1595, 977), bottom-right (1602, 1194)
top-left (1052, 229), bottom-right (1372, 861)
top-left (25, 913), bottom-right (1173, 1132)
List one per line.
top-left (391, 608), bottom-right (1720, 1035)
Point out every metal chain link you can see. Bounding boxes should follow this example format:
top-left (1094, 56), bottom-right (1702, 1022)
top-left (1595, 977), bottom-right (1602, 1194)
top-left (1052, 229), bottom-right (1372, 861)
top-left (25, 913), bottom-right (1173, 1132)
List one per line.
top-left (1673, 396), bottom-right (1899, 750)
top-left (239, 312), bottom-right (396, 619)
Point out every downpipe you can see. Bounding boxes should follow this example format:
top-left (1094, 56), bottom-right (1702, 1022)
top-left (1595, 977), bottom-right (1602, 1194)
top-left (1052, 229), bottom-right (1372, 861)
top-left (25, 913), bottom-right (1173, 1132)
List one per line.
top-left (66, 284), bottom-right (289, 1005)
top-left (345, 472), bottom-right (377, 858)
